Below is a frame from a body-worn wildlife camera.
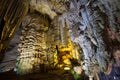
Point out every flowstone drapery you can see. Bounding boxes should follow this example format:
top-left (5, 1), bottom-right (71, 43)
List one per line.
top-left (65, 0), bottom-right (120, 79)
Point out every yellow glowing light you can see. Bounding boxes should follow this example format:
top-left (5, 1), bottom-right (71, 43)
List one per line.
top-left (62, 54), bottom-right (72, 59)
top-left (64, 67), bottom-right (70, 70)
top-left (63, 59), bottom-right (71, 65)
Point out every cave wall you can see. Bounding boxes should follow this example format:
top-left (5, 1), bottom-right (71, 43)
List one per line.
top-left (0, 0), bottom-right (120, 79)
top-left (0, 0), bottom-right (28, 61)
top-left (65, 0), bottom-right (120, 77)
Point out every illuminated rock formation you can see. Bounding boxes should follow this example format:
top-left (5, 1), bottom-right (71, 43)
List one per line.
top-left (0, 0), bottom-right (120, 80)
top-left (15, 14), bottom-right (50, 74)
top-left (0, 0), bottom-right (28, 55)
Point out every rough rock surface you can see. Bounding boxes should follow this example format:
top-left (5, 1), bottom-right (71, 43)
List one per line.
top-left (66, 0), bottom-right (120, 78)
top-left (15, 14), bottom-right (54, 74)
top-left (0, 0), bottom-right (120, 79)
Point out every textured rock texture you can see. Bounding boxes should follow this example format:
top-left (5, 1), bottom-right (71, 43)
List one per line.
top-left (0, 0), bottom-right (28, 56)
top-left (0, 27), bottom-right (21, 72)
top-left (66, 0), bottom-right (120, 78)
top-left (15, 14), bottom-right (53, 74)
top-left (0, 0), bottom-right (120, 79)
top-left (0, 0), bottom-right (28, 73)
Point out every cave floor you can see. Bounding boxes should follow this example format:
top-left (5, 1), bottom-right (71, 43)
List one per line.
top-left (0, 70), bottom-right (75, 80)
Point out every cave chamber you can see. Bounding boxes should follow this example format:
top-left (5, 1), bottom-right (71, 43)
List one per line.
top-left (0, 0), bottom-right (120, 80)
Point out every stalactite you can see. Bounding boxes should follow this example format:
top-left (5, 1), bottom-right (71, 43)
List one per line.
top-left (59, 16), bottom-right (68, 45)
top-left (0, 0), bottom-right (28, 53)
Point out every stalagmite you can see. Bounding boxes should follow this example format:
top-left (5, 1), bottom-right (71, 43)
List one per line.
top-left (15, 14), bottom-right (50, 74)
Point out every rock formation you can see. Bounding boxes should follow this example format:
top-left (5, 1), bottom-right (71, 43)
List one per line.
top-left (0, 0), bottom-right (120, 80)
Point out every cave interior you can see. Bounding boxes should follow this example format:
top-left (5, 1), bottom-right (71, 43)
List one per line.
top-left (0, 0), bottom-right (120, 80)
